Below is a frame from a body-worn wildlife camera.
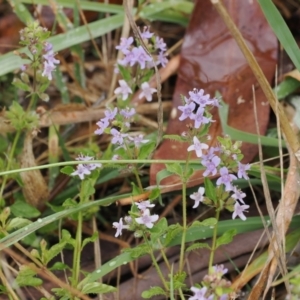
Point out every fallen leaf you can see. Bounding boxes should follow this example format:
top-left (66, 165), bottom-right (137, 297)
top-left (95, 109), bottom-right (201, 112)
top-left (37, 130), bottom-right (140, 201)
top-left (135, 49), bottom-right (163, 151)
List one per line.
top-left (150, 0), bottom-right (277, 189)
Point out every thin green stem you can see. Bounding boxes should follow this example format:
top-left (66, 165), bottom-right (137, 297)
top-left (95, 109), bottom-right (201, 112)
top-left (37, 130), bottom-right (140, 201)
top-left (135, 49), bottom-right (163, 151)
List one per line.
top-left (178, 288), bottom-right (185, 300)
top-left (0, 130), bottom-right (21, 206)
top-left (208, 208), bottom-right (220, 272)
top-left (72, 211), bottom-right (83, 290)
top-left (143, 233), bottom-right (168, 291)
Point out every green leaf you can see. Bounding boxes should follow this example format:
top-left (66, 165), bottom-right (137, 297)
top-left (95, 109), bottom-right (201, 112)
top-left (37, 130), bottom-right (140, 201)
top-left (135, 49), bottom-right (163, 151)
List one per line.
top-left (123, 244), bottom-right (150, 259)
top-left (148, 187), bottom-right (160, 200)
top-left (163, 224), bottom-right (183, 247)
top-left (216, 229), bottom-right (237, 248)
top-left (49, 262), bottom-right (69, 271)
top-left (274, 77), bottom-right (300, 100)
top-left (186, 242), bottom-right (210, 252)
top-left (201, 218), bottom-right (218, 227)
top-left (16, 264), bottom-right (43, 287)
top-left (12, 78), bottom-right (31, 92)
top-left (142, 286), bottom-right (166, 298)
top-left (138, 142), bottom-right (156, 159)
top-left (81, 179), bottom-right (95, 202)
top-left (10, 200), bottom-right (41, 218)
top-left (172, 271), bottom-right (186, 290)
top-left (117, 64), bottom-right (132, 83)
top-left (43, 241), bottom-right (67, 265)
top-left (81, 282), bottom-right (116, 294)
top-left (6, 218), bottom-right (32, 231)
top-left (204, 178), bottom-right (216, 202)
top-left (81, 232), bottom-right (98, 250)
top-left (163, 134), bottom-right (185, 142)
top-left (165, 163), bottom-right (183, 178)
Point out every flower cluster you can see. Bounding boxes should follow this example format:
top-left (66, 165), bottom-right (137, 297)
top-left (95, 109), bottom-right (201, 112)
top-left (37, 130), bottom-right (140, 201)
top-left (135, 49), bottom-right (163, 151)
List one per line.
top-left (189, 265), bottom-right (231, 300)
top-left (113, 200), bottom-right (158, 237)
top-left (70, 154), bottom-right (102, 180)
top-left (179, 88), bottom-right (250, 220)
top-left (41, 42), bottom-right (60, 80)
top-left (114, 26), bottom-right (168, 103)
top-left (94, 106), bottom-right (149, 151)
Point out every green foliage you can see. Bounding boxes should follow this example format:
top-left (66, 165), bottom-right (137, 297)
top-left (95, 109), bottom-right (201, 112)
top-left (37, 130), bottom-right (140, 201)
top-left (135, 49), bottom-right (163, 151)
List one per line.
top-left (216, 229), bottom-right (237, 248)
top-left (6, 217), bottom-right (32, 231)
top-left (163, 134), bottom-right (186, 143)
top-left (81, 282), bottom-right (116, 294)
top-left (16, 264), bottom-right (43, 287)
top-left (5, 102), bottom-right (39, 131)
top-left (81, 232), bottom-right (98, 250)
top-left (123, 243), bottom-right (150, 259)
top-left (163, 223), bottom-right (183, 247)
top-left (138, 141), bottom-right (156, 159)
top-left (60, 166), bottom-right (74, 176)
top-left (172, 271), bottom-right (187, 290)
top-left (142, 286), bottom-right (166, 298)
top-left (204, 177), bottom-right (216, 202)
top-left (10, 200), bottom-right (41, 218)
top-left (186, 242), bottom-right (211, 252)
top-left (165, 163), bottom-right (183, 178)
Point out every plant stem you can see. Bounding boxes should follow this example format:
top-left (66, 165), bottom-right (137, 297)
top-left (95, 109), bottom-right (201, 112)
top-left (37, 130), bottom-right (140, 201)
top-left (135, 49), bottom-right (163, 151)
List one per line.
top-left (143, 233), bottom-right (169, 291)
top-left (0, 130), bottom-right (21, 206)
top-left (208, 208), bottom-right (220, 272)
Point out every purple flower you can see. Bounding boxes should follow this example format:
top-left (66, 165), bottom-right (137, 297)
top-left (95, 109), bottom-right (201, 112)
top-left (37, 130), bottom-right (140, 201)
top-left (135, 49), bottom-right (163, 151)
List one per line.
top-left (43, 42), bottom-right (53, 52)
top-left (110, 128), bottom-right (128, 145)
top-left (189, 89), bottom-right (213, 107)
top-left (232, 201), bottom-right (249, 221)
top-left (75, 154), bottom-right (101, 171)
top-left (212, 264), bottom-right (228, 276)
top-left (113, 218), bottom-right (129, 237)
top-left (71, 164), bottom-right (91, 180)
top-left (155, 36), bottom-right (167, 52)
top-left (231, 186), bottom-right (246, 204)
top-left (135, 209), bottom-right (159, 229)
top-left (104, 107), bottom-right (118, 121)
top-left (20, 64), bottom-right (27, 71)
top-left (157, 51), bottom-right (168, 67)
top-left (43, 51), bottom-right (60, 66)
top-left (202, 155), bottom-right (221, 177)
top-left (187, 136), bottom-right (209, 158)
top-left (139, 26), bottom-right (154, 39)
top-left (216, 167), bottom-right (237, 191)
top-left (129, 134), bottom-right (149, 147)
top-left (118, 49), bottom-right (136, 67)
top-left (131, 46), bottom-right (152, 69)
top-left (114, 80), bottom-right (133, 100)
top-left (190, 107), bottom-right (211, 129)
top-left (42, 61), bottom-right (56, 80)
top-left (139, 82), bottom-right (157, 102)
top-left (190, 187), bottom-right (205, 208)
top-left (135, 200), bottom-right (155, 211)
top-left (189, 286), bottom-right (209, 300)
top-left (116, 37), bottom-right (134, 54)
top-left (202, 146), bottom-right (220, 162)
top-left (120, 107), bottom-right (136, 119)
top-left (211, 97), bottom-right (220, 107)
top-left (237, 162), bottom-right (250, 179)
top-left (94, 118), bottom-right (109, 135)
top-left (178, 102), bottom-right (196, 121)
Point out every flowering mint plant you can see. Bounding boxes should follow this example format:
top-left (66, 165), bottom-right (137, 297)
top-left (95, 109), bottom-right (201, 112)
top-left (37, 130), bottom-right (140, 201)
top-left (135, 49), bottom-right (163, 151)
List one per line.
top-left (14, 21), bottom-right (59, 102)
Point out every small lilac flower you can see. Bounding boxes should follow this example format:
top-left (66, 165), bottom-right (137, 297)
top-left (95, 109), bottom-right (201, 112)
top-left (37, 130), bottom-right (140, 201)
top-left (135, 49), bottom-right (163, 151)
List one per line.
top-left (190, 187), bottom-right (205, 208)
top-left (135, 200), bottom-right (155, 211)
top-left (112, 154), bottom-right (120, 160)
top-left (135, 209), bottom-right (159, 229)
top-left (202, 146), bottom-right (220, 162)
top-left (155, 36), bottom-right (167, 52)
top-left (104, 107), bottom-right (118, 121)
top-left (114, 79), bottom-right (133, 100)
top-left (129, 134), bottom-right (149, 147)
top-left (189, 89), bottom-right (213, 107)
top-left (202, 155), bottom-right (221, 177)
top-left (43, 42), bottom-right (53, 52)
top-left (178, 102), bottom-right (196, 121)
top-left (120, 107), bottom-right (136, 119)
top-left (43, 51), bottom-right (60, 66)
top-left (139, 82), bottom-right (157, 102)
top-left (237, 162), bottom-right (250, 180)
top-left (71, 164), bottom-right (91, 180)
top-left (216, 167), bottom-right (237, 191)
top-left (187, 136), bottom-right (209, 158)
top-left (139, 26), bottom-right (154, 39)
top-left (232, 154), bottom-right (237, 160)
top-left (211, 97), bottom-right (221, 107)
top-left (190, 107), bottom-right (211, 129)
top-left (157, 51), bottom-right (168, 67)
top-left (75, 154), bottom-right (101, 171)
top-left (118, 49), bottom-right (136, 67)
top-left (232, 201), bottom-right (250, 221)
top-left (212, 264), bottom-right (228, 276)
top-left (110, 128), bottom-right (128, 145)
top-left (189, 286), bottom-right (209, 300)
top-left (231, 186), bottom-right (246, 204)
top-left (20, 64), bottom-right (27, 71)
top-left (113, 218), bottom-right (129, 237)
top-left (94, 118), bottom-right (109, 135)
top-left (132, 46), bottom-right (152, 69)
top-left (42, 61), bottom-right (56, 80)
top-left (116, 36), bottom-right (134, 54)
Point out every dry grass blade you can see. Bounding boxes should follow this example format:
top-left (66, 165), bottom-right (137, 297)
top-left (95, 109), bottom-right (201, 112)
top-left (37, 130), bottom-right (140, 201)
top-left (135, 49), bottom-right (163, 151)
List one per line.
top-left (210, 0), bottom-right (300, 163)
top-left (248, 98), bottom-right (300, 299)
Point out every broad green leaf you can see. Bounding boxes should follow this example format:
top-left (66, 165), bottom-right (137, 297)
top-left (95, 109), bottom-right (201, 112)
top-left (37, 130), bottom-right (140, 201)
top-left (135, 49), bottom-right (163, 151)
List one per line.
top-left (16, 264), bottom-right (43, 287)
top-left (216, 229), bottom-right (237, 248)
top-left (81, 282), bottom-right (116, 294)
top-left (186, 242), bottom-right (211, 252)
top-left (6, 218), bottom-right (32, 231)
top-left (142, 286), bottom-right (166, 298)
top-left (10, 200), bottom-right (41, 218)
top-left (204, 177), bottom-right (216, 202)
